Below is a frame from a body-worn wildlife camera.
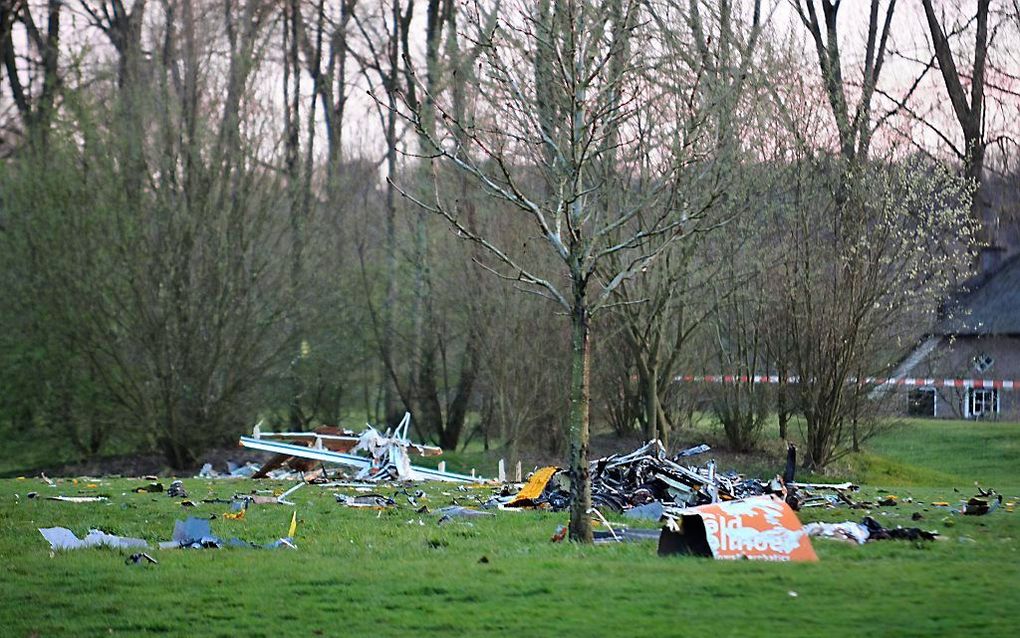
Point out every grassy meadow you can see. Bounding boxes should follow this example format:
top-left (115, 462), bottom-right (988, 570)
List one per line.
top-left (1, 418), bottom-right (1018, 637)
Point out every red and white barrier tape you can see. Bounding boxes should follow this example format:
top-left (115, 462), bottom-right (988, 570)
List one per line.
top-left (675, 375), bottom-right (1018, 390)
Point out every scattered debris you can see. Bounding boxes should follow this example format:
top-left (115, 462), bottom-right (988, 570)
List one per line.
top-left (223, 508), bottom-right (246, 520)
top-left (491, 439), bottom-right (852, 517)
top-left (624, 501), bottom-right (666, 522)
top-left (805, 517), bottom-right (939, 544)
top-left (239, 413), bottom-right (479, 483)
top-left (590, 528), bottom-right (662, 544)
top-left (802, 521), bottom-right (871, 545)
top-left (133, 482), bottom-right (164, 494)
top-left (336, 493), bottom-right (396, 509)
top-left (275, 481), bottom-right (304, 505)
top-left (860, 516), bottom-right (938, 541)
top-left (436, 506), bottom-right (495, 524)
top-left (505, 467), bottom-right (558, 507)
top-left (962, 487), bottom-right (1002, 516)
top-left (167, 480), bottom-right (188, 498)
top-left (47, 496), bottom-right (108, 503)
top-left (158, 517), bottom-right (295, 550)
top-left (39, 527), bottom-right (148, 551)
top-left (126, 552), bottom-right (158, 565)
top-left (198, 461), bottom-right (271, 480)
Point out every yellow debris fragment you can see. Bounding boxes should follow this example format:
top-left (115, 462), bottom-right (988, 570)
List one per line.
top-left (507, 466), bottom-right (559, 507)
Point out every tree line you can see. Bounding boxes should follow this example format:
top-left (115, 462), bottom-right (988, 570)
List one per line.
top-left (1, 1), bottom-right (1017, 540)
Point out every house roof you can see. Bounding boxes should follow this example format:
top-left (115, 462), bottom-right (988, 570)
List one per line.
top-left (936, 253), bottom-right (1020, 336)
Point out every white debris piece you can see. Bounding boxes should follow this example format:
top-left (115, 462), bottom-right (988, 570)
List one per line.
top-left (40, 527), bottom-right (148, 551)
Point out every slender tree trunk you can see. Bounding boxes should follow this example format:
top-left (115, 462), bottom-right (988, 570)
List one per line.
top-left (645, 359), bottom-right (659, 443)
top-left (568, 282), bottom-right (593, 543)
top-left (777, 380), bottom-right (789, 440)
top-left (382, 86), bottom-right (399, 424)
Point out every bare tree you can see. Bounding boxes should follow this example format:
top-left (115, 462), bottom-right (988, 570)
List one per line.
top-left (1, 0), bottom-right (62, 145)
top-left (794, 0), bottom-right (897, 164)
top-left (605, 0), bottom-right (763, 447)
top-left (397, 0), bottom-right (709, 541)
top-left (921, 0), bottom-right (993, 244)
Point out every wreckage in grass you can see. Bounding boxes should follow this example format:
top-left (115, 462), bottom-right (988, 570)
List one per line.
top-left (238, 412), bottom-right (480, 483)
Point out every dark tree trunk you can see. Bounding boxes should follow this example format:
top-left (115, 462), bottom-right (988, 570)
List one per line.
top-left (568, 283), bottom-right (593, 543)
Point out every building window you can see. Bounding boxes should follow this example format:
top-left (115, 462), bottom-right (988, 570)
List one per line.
top-left (973, 353), bottom-right (994, 374)
top-left (966, 388), bottom-right (999, 419)
top-left (907, 388), bottom-right (936, 417)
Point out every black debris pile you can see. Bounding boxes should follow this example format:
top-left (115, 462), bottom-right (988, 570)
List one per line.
top-left (861, 516), bottom-right (939, 541)
top-left (962, 487), bottom-right (1002, 515)
top-left (496, 439), bottom-right (859, 516)
top-left (582, 440), bottom-right (765, 513)
top-left (805, 517), bottom-right (939, 544)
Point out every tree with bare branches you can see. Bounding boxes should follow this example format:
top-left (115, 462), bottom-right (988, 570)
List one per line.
top-left (397, 0), bottom-right (712, 542)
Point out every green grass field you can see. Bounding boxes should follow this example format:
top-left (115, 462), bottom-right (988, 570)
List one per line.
top-left (1, 419), bottom-right (1018, 637)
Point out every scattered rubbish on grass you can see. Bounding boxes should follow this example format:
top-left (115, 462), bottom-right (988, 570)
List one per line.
top-left (47, 496), bottom-right (108, 503)
top-left (199, 461), bottom-right (272, 480)
top-left (226, 461), bottom-right (261, 478)
top-left (159, 517), bottom-right (295, 550)
top-left (167, 480), bottom-right (188, 498)
top-left (802, 520), bottom-right (871, 545)
top-left (133, 483), bottom-right (164, 494)
top-left (336, 493), bottom-right (396, 509)
top-left (126, 552), bottom-right (158, 565)
top-left (861, 516), bottom-right (938, 541)
top-left (592, 528), bottom-right (662, 544)
top-left (962, 487), bottom-right (1002, 516)
top-left (805, 517), bottom-right (939, 544)
top-left (275, 481), bottom-right (305, 505)
top-left (39, 527), bottom-right (148, 551)
top-left (436, 506), bottom-right (495, 524)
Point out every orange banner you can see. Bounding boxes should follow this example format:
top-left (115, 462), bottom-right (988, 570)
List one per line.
top-left (676, 495), bottom-right (818, 561)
